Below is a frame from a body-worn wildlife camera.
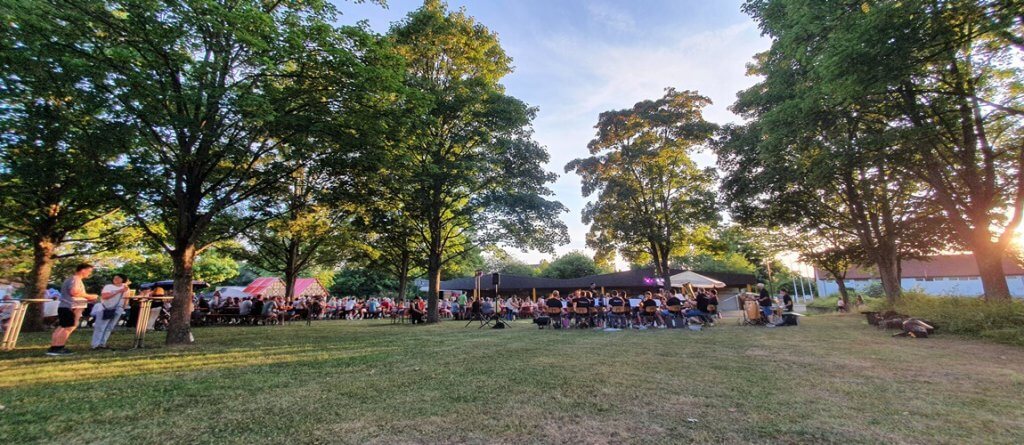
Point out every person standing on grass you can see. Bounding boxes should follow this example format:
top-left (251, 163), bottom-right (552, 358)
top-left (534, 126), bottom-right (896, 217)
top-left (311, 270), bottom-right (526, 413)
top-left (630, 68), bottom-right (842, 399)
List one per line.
top-left (47, 264), bottom-right (98, 356)
top-left (756, 283), bottom-right (773, 323)
top-left (457, 292), bottom-right (468, 320)
top-left (90, 274), bottom-right (130, 350)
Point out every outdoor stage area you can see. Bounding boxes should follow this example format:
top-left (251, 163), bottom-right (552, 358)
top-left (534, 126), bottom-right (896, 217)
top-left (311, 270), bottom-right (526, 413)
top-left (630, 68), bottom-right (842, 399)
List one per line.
top-left (1, 316), bottom-right (1022, 444)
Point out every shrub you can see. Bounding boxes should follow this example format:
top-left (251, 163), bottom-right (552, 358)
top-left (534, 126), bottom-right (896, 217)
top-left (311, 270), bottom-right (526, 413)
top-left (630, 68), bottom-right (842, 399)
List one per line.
top-left (862, 282), bottom-right (885, 299)
top-left (881, 292), bottom-right (1024, 346)
top-left (807, 293), bottom-right (880, 312)
top-left (807, 295), bottom-right (842, 310)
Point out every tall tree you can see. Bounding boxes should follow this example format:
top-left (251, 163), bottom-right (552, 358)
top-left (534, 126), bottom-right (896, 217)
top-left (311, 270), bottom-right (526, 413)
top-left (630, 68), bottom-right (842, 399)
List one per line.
top-left (483, 247), bottom-right (537, 277)
top-left (742, 0), bottom-right (1024, 300)
top-left (538, 251), bottom-right (607, 280)
top-left (240, 165), bottom-right (351, 301)
top-left (15, 0), bottom-right (392, 343)
top-left (0, 8), bottom-right (129, 330)
top-left (720, 1), bottom-right (949, 301)
top-left (567, 88), bottom-right (719, 295)
top-left (388, 1), bottom-right (568, 322)
top-left (797, 228), bottom-right (863, 306)
top-left (354, 211), bottom-right (424, 302)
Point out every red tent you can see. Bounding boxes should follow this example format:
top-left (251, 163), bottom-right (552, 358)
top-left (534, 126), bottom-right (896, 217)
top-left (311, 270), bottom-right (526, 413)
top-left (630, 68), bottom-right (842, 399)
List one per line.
top-left (243, 277), bottom-right (327, 299)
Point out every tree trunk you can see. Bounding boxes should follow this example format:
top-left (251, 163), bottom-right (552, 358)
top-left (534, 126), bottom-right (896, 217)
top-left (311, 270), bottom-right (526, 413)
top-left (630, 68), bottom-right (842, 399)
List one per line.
top-left (22, 236), bottom-right (56, 332)
top-left (396, 249), bottom-right (410, 302)
top-left (166, 246), bottom-right (196, 345)
top-left (974, 243), bottom-right (1011, 301)
top-left (425, 209), bottom-right (443, 323)
top-left (426, 254), bottom-right (441, 323)
top-left (284, 269), bottom-right (297, 301)
top-left (284, 240), bottom-right (298, 301)
top-left (875, 254), bottom-right (902, 303)
top-left (659, 256), bottom-right (673, 296)
top-left (835, 277), bottom-right (849, 307)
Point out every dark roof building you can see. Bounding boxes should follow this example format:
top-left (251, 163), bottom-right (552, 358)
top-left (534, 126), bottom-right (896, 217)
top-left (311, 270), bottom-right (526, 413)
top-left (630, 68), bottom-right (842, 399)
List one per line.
top-left (440, 267), bottom-right (757, 295)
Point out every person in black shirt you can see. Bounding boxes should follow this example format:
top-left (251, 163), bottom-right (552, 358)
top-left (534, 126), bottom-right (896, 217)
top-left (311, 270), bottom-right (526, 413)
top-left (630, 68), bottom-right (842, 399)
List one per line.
top-left (250, 296), bottom-right (264, 325)
top-left (545, 291), bottom-right (564, 328)
top-left (663, 293), bottom-right (683, 328)
top-left (572, 290), bottom-right (593, 328)
top-left (756, 283), bottom-right (773, 322)
top-left (685, 290), bottom-right (713, 325)
top-left (592, 291), bottom-right (606, 328)
top-left (775, 289), bottom-right (798, 326)
top-left (607, 291), bottom-right (627, 328)
top-left (780, 289), bottom-right (794, 312)
top-left (640, 291), bottom-right (664, 327)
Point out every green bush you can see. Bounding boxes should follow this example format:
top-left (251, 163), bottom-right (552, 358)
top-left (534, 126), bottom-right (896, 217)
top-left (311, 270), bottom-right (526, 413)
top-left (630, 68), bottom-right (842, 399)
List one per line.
top-left (807, 295), bottom-right (842, 310)
top-left (807, 293), bottom-right (880, 312)
top-left (882, 292), bottom-right (1024, 346)
top-left (862, 282), bottom-right (885, 299)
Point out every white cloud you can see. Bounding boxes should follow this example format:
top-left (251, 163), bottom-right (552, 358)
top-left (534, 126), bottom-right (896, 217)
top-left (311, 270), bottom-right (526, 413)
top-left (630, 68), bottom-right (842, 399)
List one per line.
top-left (585, 3), bottom-right (636, 32)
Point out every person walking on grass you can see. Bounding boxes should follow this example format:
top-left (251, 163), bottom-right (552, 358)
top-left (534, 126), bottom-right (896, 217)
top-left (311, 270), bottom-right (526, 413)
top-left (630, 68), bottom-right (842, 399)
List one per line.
top-left (91, 274), bottom-right (130, 350)
top-left (47, 264), bottom-right (98, 356)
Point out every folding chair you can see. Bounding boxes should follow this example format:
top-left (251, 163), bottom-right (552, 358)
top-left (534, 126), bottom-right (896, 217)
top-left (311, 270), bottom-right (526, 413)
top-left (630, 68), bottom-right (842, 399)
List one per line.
top-left (641, 305), bottom-right (659, 328)
top-left (665, 304), bottom-right (685, 328)
top-left (609, 305), bottom-right (629, 329)
top-left (545, 306), bottom-right (564, 329)
top-left (572, 306), bottom-right (591, 328)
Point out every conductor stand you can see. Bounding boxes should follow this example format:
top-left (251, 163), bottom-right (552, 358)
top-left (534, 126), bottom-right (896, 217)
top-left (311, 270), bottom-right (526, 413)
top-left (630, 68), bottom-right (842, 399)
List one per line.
top-left (464, 304), bottom-right (486, 328)
top-left (465, 273), bottom-right (509, 329)
top-left (483, 273), bottom-right (510, 329)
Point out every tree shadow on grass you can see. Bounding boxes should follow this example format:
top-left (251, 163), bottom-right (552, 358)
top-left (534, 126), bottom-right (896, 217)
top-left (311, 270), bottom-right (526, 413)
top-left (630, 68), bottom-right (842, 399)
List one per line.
top-left (0, 345), bottom-right (395, 389)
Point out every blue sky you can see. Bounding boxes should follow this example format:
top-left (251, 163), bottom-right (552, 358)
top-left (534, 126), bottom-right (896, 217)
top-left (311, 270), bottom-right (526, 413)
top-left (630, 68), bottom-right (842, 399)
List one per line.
top-left (335, 0), bottom-right (771, 267)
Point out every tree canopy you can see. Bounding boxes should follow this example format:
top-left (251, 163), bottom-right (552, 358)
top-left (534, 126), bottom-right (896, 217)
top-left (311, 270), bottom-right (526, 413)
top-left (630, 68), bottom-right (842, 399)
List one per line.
top-left (567, 88), bottom-right (719, 294)
top-left (386, 1), bottom-right (568, 321)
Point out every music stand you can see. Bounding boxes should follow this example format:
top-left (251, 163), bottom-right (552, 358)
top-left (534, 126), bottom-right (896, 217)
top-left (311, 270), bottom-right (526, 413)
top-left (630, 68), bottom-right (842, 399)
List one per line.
top-left (464, 308), bottom-right (486, 328)
top-left (479, 311), bottom-right (510, 329)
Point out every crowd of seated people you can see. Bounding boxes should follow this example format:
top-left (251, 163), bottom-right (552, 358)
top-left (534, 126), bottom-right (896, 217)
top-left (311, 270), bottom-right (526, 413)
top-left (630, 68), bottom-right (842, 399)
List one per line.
top-left (443, 294), bottom-right (537, 322)
top-left (197, 292), bottom-right (347, 325)
top-left (531, 288), bottom-right (720, 330)
top-left (188, 288), bottom-right (720, 330)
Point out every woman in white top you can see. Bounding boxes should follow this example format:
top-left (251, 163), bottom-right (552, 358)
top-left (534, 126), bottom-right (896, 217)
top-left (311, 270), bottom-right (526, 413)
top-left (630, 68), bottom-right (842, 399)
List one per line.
top-left (91, 274), bottom-right (130, 350)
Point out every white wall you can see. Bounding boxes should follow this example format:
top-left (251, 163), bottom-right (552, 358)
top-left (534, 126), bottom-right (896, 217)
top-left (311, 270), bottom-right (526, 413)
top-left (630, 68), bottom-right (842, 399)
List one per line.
top-left (816, 275), bottom-right (1024, 298)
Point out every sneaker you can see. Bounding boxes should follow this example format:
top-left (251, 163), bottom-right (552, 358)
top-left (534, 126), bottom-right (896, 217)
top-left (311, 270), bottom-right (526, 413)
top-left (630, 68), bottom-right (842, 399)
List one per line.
top-left (45, 347), bottom-right (74, 356)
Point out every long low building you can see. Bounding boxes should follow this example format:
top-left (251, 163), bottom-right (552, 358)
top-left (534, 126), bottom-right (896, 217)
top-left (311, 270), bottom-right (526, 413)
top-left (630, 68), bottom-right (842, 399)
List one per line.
top-left (814, 254), bottom-right (1024, 298)
top-left (440, 267), bottom-right (758, 310)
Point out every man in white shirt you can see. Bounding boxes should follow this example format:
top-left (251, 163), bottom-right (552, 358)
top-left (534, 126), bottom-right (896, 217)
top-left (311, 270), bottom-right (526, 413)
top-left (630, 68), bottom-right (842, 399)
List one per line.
top-left (91, 274), bottom-right (130, 350)
top-left (344, 297), bottom-right (356, 319)
top-left (239, 297), bottom-right (253, 316)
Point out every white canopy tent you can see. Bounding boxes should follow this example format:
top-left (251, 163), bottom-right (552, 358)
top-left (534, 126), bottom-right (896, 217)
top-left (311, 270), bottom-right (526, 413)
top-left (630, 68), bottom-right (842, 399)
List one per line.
top-left (215, 286), bottom-right (251, 299)
top-left (669, 271), bottom-right (727, 289)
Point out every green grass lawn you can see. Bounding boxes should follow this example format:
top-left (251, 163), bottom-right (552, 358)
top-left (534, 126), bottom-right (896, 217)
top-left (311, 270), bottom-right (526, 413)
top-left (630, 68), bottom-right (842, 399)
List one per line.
top-left (2, 315), bottom-right (1023, 444)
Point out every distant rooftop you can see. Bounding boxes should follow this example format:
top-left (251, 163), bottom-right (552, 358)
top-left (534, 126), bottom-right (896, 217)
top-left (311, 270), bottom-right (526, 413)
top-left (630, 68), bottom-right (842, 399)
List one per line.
top-left (815, 254), bottom-right (1024, 280)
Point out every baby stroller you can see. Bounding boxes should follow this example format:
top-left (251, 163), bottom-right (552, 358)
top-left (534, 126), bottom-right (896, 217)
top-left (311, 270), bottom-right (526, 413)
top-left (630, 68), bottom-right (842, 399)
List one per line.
top-left (153, 306), bottom-right (171, 331)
